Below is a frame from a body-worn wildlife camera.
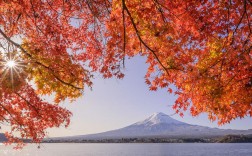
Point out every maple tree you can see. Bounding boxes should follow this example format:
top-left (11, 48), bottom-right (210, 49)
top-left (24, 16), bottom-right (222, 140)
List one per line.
top-left (0, 0), bottom-right (251, 147)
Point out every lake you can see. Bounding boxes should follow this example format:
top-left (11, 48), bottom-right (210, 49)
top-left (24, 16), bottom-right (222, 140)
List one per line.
top-left (0, 143), bottom-right (252, 156)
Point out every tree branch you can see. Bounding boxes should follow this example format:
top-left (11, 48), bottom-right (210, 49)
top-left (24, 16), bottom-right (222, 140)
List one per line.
top-left (122, 0), bottom-right (170, 76)
top-left (231, 0), bottom-right (246, 45)
top-left (15, 92), bottom-right (41, 117)
top-left (0, 29), bottom-right (83, 90)
top-left (122, 0), bottom-right (126, 67)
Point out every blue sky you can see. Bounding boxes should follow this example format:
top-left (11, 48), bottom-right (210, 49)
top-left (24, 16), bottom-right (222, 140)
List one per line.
top-left (46, 56), bottom-right (252, 137)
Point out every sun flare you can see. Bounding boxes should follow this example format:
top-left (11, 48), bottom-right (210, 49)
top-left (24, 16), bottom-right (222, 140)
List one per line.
top-left (6, 60), bottom-right (16, 68)
top-left (0, 53), bottom-right (25, 88)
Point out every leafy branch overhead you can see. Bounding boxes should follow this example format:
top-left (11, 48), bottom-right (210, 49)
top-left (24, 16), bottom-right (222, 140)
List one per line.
top-left (0, 0), bottom-right (251, 147)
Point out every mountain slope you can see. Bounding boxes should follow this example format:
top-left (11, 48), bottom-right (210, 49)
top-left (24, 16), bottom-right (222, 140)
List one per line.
top-left (60, 112), bottom-right (252, 140)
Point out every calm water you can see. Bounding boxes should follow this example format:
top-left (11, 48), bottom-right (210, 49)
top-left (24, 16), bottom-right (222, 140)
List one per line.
top-left (0, 143), bottom-right (252, 156)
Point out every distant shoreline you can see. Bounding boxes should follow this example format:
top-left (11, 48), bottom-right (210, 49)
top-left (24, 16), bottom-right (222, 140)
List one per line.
top-left (43, 134), bottom-right (252, 143)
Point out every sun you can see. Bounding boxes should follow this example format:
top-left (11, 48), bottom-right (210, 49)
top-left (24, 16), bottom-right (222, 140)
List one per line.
top-left (6, 60), bottom-right (16, 68)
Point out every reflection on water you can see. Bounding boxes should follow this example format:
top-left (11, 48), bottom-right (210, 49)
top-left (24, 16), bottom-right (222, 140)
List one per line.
top-left (0, 143), bottom-right (252, 156)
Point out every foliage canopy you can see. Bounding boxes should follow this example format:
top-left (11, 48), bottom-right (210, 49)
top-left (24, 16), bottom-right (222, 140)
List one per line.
top-left (0, 0), bottom-right (251, 147)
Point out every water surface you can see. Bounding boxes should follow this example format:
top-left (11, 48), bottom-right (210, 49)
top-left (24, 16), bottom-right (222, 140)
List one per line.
top-left (0, 143), bottom-right (251, 156)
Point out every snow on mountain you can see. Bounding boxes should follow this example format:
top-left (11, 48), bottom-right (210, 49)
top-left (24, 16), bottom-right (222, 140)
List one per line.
top-left (58, 112), bottom-right (252, 140)
top-left (133, 112), bottom-right (185, 126)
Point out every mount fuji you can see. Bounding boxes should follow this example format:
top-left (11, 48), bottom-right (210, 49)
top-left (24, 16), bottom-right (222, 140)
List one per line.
top-left (63, 112), bottom-right (252, 140)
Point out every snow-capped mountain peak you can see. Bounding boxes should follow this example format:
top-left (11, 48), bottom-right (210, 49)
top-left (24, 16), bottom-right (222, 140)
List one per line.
top-left (134, 112), bottom-right (185, 126)
top-left (59, 112), bottom-right (252, 140)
